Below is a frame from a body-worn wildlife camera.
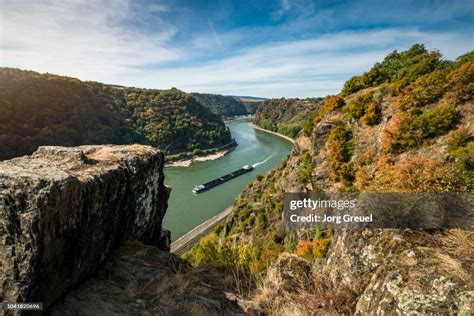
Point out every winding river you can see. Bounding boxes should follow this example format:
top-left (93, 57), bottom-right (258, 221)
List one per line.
top-left (163, 120), bottom-right (293, 241)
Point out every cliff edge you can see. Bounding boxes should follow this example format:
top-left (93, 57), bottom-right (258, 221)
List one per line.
top-left (0, 145), bottom-right (170, 310)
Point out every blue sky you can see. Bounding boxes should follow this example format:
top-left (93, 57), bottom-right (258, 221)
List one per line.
top-left (1, 0), bottom-right (473, 97)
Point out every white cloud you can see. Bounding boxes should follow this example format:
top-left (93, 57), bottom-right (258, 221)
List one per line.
top-left (122, 28), bottom-right (473, 97)
top-left (0, 0), bottom-right (180, 81)
top-left (1, 1), bottom-right (472, 98)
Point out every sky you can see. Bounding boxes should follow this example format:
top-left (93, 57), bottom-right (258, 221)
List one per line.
top-left (1, 0), bottom-right (473, 98)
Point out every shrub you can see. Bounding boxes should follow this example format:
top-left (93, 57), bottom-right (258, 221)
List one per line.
top-left (372, 155), bottom-right (467, 192)
top-left (344, 93), bottom-right (373, 120)
top-left (397, 69), bottom-right (448, 110)
top-left (274, 201), bottom-right (284, 215)
top-left (240, 218), bottom-right (250, 232)
top-left (323, 95), bottom-right (346, 112)
top-left (238, 205), bottom-right (252, 221)
top-left (250, 242), bottom-right (285, 276)
top-left (423, 104), bottom-right (459, 138)
top-left (360, 101), bottom-right (380, 125)
top-left (296, 238), bottom-right (331, 261)
top-left (453, 51), bottom-right (474, 68)
top-left (383, 104), bottom-right (459, 153)
top-left (302, 115), bottom-right (316, 136)
top-left (448, 129), bottom-right (471, 154)
top-left (256, 174), bottom-right (264, 181)
top-left (344, 92), bottom-right (380, 125)
top-left (378, 83), bottom-right (389, 96)
top-left (301, 95), bottom-right (345, 136)
top-left (297, 151), bottom-right (315, 184)
top-left (341, 44), bottom-right (444, 96)
top-left (277, 122), bottom-right (302, 138)
top-left (328, 126), bottom-right (355, 184)
top-left (214, 223), bottom-right (225, 234)
top-left (314, 226), bottom-right (323, 240)
top-left (256, 212), bottom-right (268, 232)
top-left (190, 233), bottom-right (220, 265)
top-left (447, 129), bottom-right (474, 188)
top-left (341, 75), bottom-right (366, 96)
top-left (259, 119), bottom-right (274, 130)
top-left (248, 215), bottom-right (256, 226)
top-left (446, 61), bottom-right (474, 104)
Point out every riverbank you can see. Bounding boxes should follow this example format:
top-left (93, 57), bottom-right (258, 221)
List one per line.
top-left (171, 205), bottom-right (233, 255)
top-left (249, 123), bottom-right (295, 144)
top-left (165, 140), bottom-right (236, 167)
top-left (165, 149), bottom-right (231, 167)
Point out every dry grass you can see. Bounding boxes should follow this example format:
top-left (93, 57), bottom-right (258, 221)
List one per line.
top-left (442, 229), bottom-right (474, 258)
top-left (123, 263), bottom-right (244, 314)
top-left (253, 270), bottom-right (283, 309)
top-left (434, 252), bottom-right (471, 282)
top-left (439, 229), bottom-right (474, 285)
top-left (396, 229), bottom-right (474, 292)
top-left (254, 265), bottom-right (366, 315)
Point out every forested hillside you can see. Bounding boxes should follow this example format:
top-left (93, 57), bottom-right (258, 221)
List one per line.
top-left (0, 68), bottom-right (231, 160)
top-left (253, 97), bottom-right (322, 138)
top-left (184, 45), bottom-right (473, 314)
top-left (191, 93), bottom-right (249, 118)
top-left (125, 88), bottom-right (231, 153)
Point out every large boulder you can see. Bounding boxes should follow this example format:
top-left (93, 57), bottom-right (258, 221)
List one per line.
top-left (0, 145), bottom-right (169, 310)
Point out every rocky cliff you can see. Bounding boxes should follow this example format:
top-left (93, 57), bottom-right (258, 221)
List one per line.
top-left (185, 46), bottom-right (474, 314)
top-left (253, 97), bottom-right (322, 138)
top-left (0, 145), bottom-right (170, 311)
top-left (191, 93), bottom-right (250, 118)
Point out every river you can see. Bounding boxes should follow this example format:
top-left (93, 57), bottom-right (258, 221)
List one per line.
top-left (163, 120), bottom-right (293, 241)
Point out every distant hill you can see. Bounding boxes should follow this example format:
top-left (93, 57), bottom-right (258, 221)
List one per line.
top-left (0, 68), bottom-right (231, 160)
top-left (191, 93), bottom-right (249, 118)
top-left (229, 95), bottom-right (267, 101)
top-left (253, 97), bottom-right (322, 138)
top-left (227, 95), bottom-right (267, 114)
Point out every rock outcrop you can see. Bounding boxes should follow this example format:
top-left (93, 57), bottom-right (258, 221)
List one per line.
top-left (260, 229), bottom-right (474, 315)
top-left (253, 97), bottom-right (322, 135)
top-left (0, 145), bottom-right (170, 311)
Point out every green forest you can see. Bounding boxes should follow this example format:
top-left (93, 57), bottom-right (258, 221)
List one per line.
top-left (0, 68), bottom-right (231, 160)
top-left (191, 93), bottom-right (251, 118)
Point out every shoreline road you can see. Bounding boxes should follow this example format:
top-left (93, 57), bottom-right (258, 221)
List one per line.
top-left (170, 205), bottom-right (233, 255)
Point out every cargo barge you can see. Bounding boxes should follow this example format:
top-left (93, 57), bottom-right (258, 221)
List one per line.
top-left (192, 165), bottom-right (254, 194)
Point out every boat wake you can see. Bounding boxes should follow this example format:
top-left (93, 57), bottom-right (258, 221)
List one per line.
top-left (252, 154), bottom-right (275, 168)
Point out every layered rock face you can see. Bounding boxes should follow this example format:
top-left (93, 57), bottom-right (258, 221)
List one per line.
top-left (261, 229), bottom-right (473, 315)
top-left (0, 145), bottom-right (169, 310)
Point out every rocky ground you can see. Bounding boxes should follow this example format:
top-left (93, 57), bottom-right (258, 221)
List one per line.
top-left (51, 242), bottom-right (245, 315)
